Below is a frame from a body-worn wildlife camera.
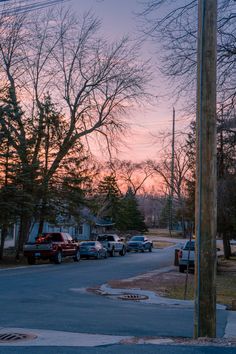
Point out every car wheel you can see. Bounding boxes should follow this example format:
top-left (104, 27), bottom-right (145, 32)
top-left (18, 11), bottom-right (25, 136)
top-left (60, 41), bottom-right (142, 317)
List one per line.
top-left (119, 247), bottom-right (125, 256)
top-left (110, 248), bottom-right (115, 257)
top-left (141, 247), bottom-right (145, 253)
top-left (179, 265), bottom-right (185, 273)
top-left (149, 245), bottom-right (152, 252)
top-left (96, 251), bottom-right (101, 259)
top-left (54, 251), bottom-right (62, 264)
top-left (27, 257), bottom-right (35, 265)
top-left (73, 249), bottom-right (80, 262)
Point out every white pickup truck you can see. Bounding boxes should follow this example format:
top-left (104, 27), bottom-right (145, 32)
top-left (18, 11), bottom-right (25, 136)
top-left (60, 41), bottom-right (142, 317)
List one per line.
top-left (96, 234), bottom-right (126, 257)
top-left (178, 239), bottom-right (221, 273)
top-left (178, 240), bottom-right (195, 273)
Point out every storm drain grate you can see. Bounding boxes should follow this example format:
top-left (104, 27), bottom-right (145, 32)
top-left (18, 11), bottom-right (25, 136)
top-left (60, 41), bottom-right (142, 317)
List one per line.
top-left (118, 294), bottom-right (148, 301)
top-left (0, 333), bottom-right (37, 343)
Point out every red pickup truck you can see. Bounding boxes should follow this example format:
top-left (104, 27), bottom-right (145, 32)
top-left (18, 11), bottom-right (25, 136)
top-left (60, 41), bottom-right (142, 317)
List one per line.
top-left (23, 232), bottom-right (80, 265)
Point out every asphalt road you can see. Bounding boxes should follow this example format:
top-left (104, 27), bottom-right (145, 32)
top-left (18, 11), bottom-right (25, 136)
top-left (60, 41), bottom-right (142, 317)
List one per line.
top-left (0, 244), bottom-right (230, 353)
top-left (0, 345), bottom-right (235, 354)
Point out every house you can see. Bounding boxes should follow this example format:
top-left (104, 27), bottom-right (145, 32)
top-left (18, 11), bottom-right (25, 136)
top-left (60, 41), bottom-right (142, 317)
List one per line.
top-left (2, 209), bottom-right (115, 249)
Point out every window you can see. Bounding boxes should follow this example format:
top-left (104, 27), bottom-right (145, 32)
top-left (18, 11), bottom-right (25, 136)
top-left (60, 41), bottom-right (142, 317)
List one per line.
top-left (50, 233), bottom-right (63, 242)
top-left (107, 236), bottom-right (114, 241)
top-left (184, 241), bottom-right (195, 251)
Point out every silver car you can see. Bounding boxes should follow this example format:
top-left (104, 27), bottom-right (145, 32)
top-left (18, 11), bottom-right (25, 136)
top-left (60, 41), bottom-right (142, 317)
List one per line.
top-left (80, 241), bottom-right (107, 259)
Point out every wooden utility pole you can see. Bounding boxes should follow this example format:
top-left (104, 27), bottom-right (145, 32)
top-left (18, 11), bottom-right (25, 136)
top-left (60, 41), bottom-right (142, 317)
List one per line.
top-left (169, 107), bottom-right (175, 236)
top-left (194, 0), bottom-right (217, 338)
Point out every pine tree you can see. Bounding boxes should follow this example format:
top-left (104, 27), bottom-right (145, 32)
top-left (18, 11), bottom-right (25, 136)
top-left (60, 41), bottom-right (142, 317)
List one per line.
top-left (183, 117), bottom-right (236, 257)
top-left (96, 175), bottom-right (121, 222)
top-left (117, 188), bottom-right (147, 232)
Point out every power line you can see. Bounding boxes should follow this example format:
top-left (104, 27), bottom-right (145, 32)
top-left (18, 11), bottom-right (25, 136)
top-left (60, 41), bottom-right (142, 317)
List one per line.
top-left (0, 0), bottom-right (69, 14)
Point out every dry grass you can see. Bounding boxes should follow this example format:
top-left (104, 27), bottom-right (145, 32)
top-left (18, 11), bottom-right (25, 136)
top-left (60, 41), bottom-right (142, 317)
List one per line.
top-left (108, 257), bottom-right (236, 309)
top-left (146, 228), bottom-right (183, 238)
top-left (153, 241), bottom-right (175, 249)
top-left (0, 250), bottom-right (27, 268)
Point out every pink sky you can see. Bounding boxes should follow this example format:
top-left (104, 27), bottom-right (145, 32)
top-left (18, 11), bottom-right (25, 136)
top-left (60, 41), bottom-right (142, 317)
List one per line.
top-left (69, 0), bottom-right (190, 161)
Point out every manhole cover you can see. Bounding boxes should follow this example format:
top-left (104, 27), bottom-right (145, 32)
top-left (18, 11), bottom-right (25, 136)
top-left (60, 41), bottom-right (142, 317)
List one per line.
top-left (118, 294), bottom-right (148, 301)
top-left (0, 333), bottom-right (37, 343)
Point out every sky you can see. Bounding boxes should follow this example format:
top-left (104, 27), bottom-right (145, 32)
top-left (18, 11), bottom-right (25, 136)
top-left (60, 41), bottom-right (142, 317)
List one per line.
top-left (67, 0), bottom-right (183, 162)
top-left (3, 0), bottom-right (187, 162)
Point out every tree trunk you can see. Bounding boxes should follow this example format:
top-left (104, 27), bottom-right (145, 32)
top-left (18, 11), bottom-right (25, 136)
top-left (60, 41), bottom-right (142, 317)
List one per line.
top-left (37, 193), bottom-right (48, 235)
top-left (38, 218), bottom-right (45, 236)
top-left (0, 225), bottom-right (8, 260)
top-left (222, 232), bottom-right (231, 259)
top-left (16, 216), bottom-right (31, 260)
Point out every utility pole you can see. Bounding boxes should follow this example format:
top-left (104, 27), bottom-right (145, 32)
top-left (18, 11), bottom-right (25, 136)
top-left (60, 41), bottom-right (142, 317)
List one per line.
top-left (194, 0), bottom-right (217, 338)
top-left (169, 107), bottom-right (175, 236)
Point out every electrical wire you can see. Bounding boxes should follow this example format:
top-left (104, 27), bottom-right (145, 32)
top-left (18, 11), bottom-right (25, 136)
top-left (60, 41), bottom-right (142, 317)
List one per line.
top-left (0, 0), bottom-right (69, 15)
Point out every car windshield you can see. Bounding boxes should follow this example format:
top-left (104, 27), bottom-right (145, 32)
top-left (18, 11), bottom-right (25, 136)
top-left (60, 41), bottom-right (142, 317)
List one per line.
top-left (183, 241), bottom-right (195, 251)
top-left (97, 236), bottom-right (106, 241)
top-left (131, 236), bottom-right (144, 241)
top-left (80, 242), bottom-right (95, 246)
top-left (97, 235), bottom-right (114, 241)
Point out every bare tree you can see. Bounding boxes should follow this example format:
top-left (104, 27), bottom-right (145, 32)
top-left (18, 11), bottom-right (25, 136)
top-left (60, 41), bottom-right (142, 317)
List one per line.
top-left (107, 159), bottom-right (154, 195)
top-left (147, 141), bottom-right (191, 206)
top-left (0, 7), bottom-right (151, 255)
top-left (139, 0), bottom-right (236, 108)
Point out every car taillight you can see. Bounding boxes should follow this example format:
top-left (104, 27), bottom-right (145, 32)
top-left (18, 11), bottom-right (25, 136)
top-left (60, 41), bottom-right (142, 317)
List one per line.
top-left (52, 244), bottom-right (57, 250)
top-left (178, 250), bottom-right (183, 258)
top-left (90, 247), bottom-right (97, 252)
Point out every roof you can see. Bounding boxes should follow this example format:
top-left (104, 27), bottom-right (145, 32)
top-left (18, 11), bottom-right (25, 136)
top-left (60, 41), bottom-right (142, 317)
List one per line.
top-left (95, 218), bottom-right (115, 227)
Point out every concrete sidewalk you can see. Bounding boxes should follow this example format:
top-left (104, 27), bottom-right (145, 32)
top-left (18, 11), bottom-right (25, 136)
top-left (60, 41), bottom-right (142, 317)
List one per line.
top-left (0, 327), bottom-right (133, 347)
top-left (0, 324), bottom-right (234, 347)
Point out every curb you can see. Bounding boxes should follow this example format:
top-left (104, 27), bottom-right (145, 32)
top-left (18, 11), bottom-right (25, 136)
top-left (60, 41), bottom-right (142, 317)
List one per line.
top-left (0, 328), bottom-right (130, 347)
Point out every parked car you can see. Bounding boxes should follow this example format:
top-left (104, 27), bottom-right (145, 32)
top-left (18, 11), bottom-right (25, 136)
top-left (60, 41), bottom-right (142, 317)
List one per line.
top-left (23, 232), bottom-right (80, 265)
top-left (127, 235), bottom-right (153, 252)
top-left (178, 240), bottom-right (195, 272)
top-left (80, 241), bottom-right (107, 259)
top-left (96, 234), bottom-right (126, 257)
top-left (178, 240), bottom-right (221, 273)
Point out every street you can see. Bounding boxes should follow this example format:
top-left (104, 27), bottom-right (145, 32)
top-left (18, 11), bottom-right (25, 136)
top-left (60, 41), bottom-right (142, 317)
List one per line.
top-left (0, 345), bottom-right (235, 354)
top-left (0, 244), bottom-right (232, 353)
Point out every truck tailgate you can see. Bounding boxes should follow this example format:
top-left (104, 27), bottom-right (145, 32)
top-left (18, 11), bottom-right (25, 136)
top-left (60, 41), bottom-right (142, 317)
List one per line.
top-left (23, 243), bottom-right (52, 251)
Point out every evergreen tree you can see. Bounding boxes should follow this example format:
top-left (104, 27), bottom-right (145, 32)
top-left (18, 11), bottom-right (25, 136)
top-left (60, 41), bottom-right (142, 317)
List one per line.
top-left (183, 116), bottom-right (236, 258)
top-left (48, 149), bottom-right (93, 227)
top-left (117, 188), bottom-right (147, 232)
top-left (96, 175), bottom-right (121, 222)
